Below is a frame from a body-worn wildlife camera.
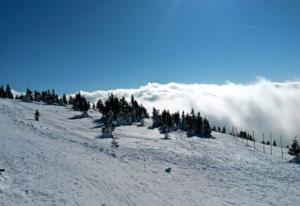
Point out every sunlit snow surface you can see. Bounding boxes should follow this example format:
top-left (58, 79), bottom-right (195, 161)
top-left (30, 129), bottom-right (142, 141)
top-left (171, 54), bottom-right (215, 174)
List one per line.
top-left (0, 99), bottom-right (299, 206)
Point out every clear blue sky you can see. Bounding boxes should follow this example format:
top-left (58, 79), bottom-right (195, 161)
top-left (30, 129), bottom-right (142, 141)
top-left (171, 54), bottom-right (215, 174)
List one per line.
top-left (1, 0), bottom-right (300, 93)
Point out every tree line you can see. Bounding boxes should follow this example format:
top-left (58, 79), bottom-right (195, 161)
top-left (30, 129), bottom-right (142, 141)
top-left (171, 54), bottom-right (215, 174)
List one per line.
top-left (96, 94), bottom-right (148, 127)
top-left (0, 84), bottom-right (14, 99)
top-left (15, 88), bottom-right (68, 106)
top-left (151, 108), bottom-right (212, 138)
top-left (1, 84), bottom-right (213, 138)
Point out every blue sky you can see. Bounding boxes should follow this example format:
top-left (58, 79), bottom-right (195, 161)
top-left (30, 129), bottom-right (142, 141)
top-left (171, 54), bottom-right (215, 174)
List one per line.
top-left (1, 0), bottom-right (300, 93)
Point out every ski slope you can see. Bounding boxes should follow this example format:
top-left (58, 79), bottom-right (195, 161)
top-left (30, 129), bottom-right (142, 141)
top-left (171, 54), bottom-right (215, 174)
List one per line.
top-left (0, 99), bottom-right (299, 206)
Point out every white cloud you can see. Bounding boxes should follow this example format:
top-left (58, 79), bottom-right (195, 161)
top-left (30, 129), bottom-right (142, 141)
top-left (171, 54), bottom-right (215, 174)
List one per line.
top-left (77, 78), bottom-right (300, 143)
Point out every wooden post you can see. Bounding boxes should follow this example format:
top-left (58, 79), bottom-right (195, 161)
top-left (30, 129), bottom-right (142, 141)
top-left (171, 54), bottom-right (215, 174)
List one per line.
top-left (280, 135), bottom-right (284, 158)
top-left (253, 131), bottom-right (255, 149)
top-left (270, 132), bottom-right (272, 155)
top-left (263, 133), bottom-right (265, 153)
top-left (241, 129), bottom-right (244, 144)
top-left (246, 134), bottom-right (249, 146)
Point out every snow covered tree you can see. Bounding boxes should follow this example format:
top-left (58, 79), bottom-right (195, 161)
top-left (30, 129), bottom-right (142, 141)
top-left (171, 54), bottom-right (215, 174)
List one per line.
top-left (97, 94), bottom-right (148, 127)
top-left (288, 137), bottom-right (300, 156)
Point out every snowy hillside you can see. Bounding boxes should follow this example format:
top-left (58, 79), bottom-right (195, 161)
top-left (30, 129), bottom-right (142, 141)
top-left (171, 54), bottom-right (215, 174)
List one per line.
top-left (0, 99), bottom-right (299, 206)
top-left (77, 80), bottom-right (300, 141)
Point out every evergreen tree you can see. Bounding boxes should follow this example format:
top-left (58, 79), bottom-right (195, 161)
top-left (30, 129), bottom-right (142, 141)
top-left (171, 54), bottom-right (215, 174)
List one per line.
top-left (62, 94), bottom-right (68, 105)
top-left (34, 91), bottom-right (41, 101)
top-left (181, 111), bottom-right (187, 131)
top-left (212, 126), bottom-right (217, 132)
top-left (288, 137), bottom-right (300, 156)
top-left (203, 118), bottom-right (211, 138)
top-left (173, 111), bottom-right (181, 130)
top-left (72, 93), bottom-right (90, 112)
top-left (69, 96), bottom-right (74, 105)
top-left (25, 88), bottom-right (33, 102)
top-left (96, 99), bottom-right (104, 113)
top-left (151, 107), bottom-right (160, 128)
top-left (35, 109), bottom-right (40, 121)
top-left (196, 112), bottom-right (203, 136)
top-left (0, 86), bottom-right (6, 98)
top-left (5, 84), bottom-right (13, 99)
top-left (222, 127), bottom-right (226, 134)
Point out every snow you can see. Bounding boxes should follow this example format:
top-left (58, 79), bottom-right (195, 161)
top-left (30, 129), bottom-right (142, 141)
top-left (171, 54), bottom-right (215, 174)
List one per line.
top-left (0, 99), bottom-right (299, 206)
top-left (77, 79), bottom-right (300, 142)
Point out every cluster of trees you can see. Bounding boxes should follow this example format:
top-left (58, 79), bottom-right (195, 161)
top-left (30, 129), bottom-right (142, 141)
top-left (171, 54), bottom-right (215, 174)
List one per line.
top-left (261, 139), bottom-right (277, 147)
top-left (151, 108), bottom-right (212, 138)
top-left (70, 92), bottom-right (90, 112)
top-left (238, 131), bottom-right (255, 142)
top-left (15, 88), bottom-right (68, 106)
top-left (212, 126), bottom-right (226, 134)
top-left (96, 94), bottom-right (148, 126)
top-left (0, 84), bottom-right (14, 99)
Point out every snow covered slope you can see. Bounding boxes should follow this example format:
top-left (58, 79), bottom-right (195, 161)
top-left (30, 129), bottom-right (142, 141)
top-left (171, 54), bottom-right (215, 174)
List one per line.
top-left (0, 99), bottom-right (299, 206)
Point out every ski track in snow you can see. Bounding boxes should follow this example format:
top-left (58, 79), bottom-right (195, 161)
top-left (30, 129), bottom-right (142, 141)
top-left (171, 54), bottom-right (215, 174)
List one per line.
top-left (0, 99), bottom-right (299, 206)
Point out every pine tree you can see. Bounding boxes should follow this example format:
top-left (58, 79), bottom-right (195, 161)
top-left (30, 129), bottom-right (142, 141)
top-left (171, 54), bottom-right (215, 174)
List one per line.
top-left (288, 137), bottom-right (300, 156)
top-left (34, 91), bottom-right (41, 101)
top-left (173, 111), bottom-right (181, 130)
top-left (96, 99), bottom-right (104, 113)
top-left (212, 126), bottom-right (217, 132)
top-left (152, 107), bottom-right (160, 128)
top-left (203, 118), bottom-right (211, 138)
top-left (222, 127), bottom-right (226, 134)
top-left (25, 88), bottom-right (33, 102)
top-left (35, 109), bottom-right (40, 121)
top-left (196, 112), bottom-right (203, 136)
top-left (181, 111), bottom-right (186, 131)
top-left (0, 85), bottom-right (5, 98)
top-left (62, 94), bottom-right (68, 105)
top-left (5, 84), bottom-right (13, 99)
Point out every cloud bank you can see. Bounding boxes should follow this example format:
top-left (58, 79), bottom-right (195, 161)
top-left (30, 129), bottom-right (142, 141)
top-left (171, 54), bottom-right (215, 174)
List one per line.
top-left (78, 78), bottom-right (300, 143)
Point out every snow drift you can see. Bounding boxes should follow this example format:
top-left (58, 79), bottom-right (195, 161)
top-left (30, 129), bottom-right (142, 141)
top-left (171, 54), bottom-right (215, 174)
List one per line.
top-left (78, 78), bottom-right (300, 143)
